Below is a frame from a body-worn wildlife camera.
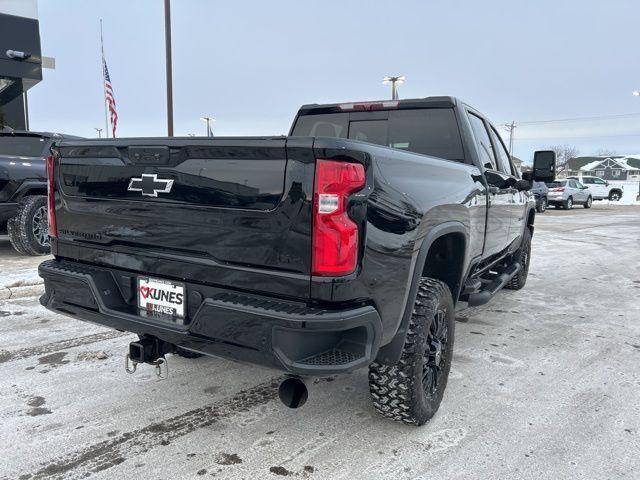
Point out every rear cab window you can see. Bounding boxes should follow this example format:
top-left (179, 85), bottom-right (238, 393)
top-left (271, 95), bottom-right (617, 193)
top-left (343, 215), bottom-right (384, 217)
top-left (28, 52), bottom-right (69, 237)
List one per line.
top-left (0, 135), bottom-right (47, 157)
top-left (291, 108), bottom-right (465, 162)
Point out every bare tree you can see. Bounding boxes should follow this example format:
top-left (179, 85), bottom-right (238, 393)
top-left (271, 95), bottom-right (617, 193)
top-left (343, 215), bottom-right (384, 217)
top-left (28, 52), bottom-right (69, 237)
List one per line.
top-left (595, 148), bottom-right (617, 157)
top-left (548, 145), bottom-right (579, 173)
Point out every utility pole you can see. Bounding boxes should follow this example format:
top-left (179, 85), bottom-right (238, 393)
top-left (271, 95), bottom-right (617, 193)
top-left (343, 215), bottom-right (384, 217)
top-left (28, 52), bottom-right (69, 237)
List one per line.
top-left (383, 76), bottom-right (405, 100)
top-left (94, 127), bottom-right (103, 138)
top-left (164, 0), bottom-right (174, 137)
top-left (503, 121), bottom-right (517, 156)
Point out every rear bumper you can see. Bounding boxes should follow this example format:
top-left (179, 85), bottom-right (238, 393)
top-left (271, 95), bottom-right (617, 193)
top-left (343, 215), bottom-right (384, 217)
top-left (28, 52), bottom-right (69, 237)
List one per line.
top-left (38, 259), bottom-right (383, 376)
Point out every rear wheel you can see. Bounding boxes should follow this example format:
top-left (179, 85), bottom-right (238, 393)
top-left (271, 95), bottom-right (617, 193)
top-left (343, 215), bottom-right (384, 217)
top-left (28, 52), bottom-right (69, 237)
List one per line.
top-left (368, 278), bottom-right (454, 426)
top-left (505, 226), bottom-right (531, 290)
top-left (536, 197), bottom-right (547, 213)
top-left (7, 196), bottom-right (50, 256)
top-left (584, 196), bottom-right (592, 208)
top-left (563, 196), bottom-right (573, 210)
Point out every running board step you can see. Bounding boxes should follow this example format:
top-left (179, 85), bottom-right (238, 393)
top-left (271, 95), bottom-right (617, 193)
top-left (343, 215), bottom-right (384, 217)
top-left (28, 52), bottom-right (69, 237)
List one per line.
top-left (466, 262), bottom-right (521, 307)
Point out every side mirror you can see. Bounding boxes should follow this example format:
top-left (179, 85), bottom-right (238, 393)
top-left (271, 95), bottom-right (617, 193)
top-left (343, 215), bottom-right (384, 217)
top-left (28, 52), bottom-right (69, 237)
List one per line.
top-left (532, 150), bottom-right (556, 182)
top-left (581, 186), bottom-right (589, 189)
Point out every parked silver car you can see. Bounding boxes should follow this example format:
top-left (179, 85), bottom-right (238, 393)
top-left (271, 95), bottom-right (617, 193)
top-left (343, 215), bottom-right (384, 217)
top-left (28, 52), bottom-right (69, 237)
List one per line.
top-left (546, 179), bottom-right (593, 209)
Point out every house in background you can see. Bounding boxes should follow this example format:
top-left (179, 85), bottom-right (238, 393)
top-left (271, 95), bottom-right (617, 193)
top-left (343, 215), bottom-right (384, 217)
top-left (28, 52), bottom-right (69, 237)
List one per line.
top-left (565, 155), bottom-right (640, 181)
top-left (511, 156), bottom-right (524, 172)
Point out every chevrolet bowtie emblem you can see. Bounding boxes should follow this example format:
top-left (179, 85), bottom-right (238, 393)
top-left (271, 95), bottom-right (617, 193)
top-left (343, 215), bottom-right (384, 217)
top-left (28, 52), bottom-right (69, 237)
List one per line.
top-left (127, 174), bottom-right (174, 197)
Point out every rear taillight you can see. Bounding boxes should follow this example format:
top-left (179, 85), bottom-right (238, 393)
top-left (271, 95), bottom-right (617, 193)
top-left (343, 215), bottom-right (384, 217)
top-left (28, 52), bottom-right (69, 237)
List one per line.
top-left (551, 187), bottom-right (565, 192)
top-left (312, 159), bottom-right (366, 276)
top-left (46, 155), bottom-right (57, 238)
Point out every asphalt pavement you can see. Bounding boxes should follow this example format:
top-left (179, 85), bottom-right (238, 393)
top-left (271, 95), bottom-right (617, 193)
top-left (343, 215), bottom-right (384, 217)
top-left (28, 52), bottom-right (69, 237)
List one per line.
top-left (1, 204), bottom-right (638, 480)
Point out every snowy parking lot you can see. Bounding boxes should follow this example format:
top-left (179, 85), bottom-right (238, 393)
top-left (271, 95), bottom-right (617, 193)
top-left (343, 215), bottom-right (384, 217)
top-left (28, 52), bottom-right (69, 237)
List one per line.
top-left (1, 205), bottom-right (639, 480)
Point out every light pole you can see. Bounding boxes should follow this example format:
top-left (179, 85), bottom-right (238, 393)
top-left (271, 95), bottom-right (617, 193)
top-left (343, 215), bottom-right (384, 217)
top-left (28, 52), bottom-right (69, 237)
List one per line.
top-left (383, 76), bottom-right (405, 100)
top-left (164, 0), bottom-right (174, 137)
top-left (94, 127), bottom-right (103, 138)
top-left (634, 91), bottom-right (640, 200)
top-left (200, 116), bottom-right (215, 137)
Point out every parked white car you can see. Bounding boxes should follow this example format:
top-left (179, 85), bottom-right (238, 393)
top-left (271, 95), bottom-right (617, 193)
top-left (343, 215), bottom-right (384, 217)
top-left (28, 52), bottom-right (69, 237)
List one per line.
top-left (568, 176), bottom-right (623, 201)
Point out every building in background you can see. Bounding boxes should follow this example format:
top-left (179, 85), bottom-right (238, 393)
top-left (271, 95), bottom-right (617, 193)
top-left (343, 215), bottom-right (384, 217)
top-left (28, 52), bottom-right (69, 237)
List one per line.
top-left (511, 156), bottom-right (523, 172)
top-left (0, 0), bottom-right (51, 130)
top-left (566, 156), bottom-right (640, 181)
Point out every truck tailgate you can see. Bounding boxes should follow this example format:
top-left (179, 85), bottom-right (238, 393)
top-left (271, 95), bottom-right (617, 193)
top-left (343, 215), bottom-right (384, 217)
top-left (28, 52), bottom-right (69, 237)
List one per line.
top-left (52, 137), bottom-right (315, 300)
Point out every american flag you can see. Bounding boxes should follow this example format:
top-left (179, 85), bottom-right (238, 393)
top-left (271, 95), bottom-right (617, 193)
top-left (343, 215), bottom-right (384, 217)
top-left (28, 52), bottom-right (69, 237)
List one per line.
top-left (102, 56), bottom-right (118, 137)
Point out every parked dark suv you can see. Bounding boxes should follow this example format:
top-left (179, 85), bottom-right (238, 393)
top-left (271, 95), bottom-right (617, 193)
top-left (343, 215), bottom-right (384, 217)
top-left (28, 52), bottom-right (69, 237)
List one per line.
top-left (0, 130), bottom-right (81, 255)
top-left (531, 181), bottom-right (548, 213)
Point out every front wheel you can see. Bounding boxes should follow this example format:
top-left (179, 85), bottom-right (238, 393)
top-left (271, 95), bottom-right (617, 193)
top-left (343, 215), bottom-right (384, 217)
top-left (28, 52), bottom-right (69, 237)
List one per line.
top-left (7, 196), bottom-right (50, 256)
top-left (584, 196), bottom-right (592, 208)
top-left (505, 226), bottom-right (532, 290)
top-left (609, 191), bottom-right (621, 201)
top-left (368, 278), bottom-right (454, 426)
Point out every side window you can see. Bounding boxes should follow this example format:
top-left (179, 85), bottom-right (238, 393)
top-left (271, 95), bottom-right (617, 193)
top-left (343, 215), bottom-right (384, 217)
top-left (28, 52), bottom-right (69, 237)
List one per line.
top-left (568, 180), bottom-right (577, 188)
top-left (468, 112), bottom-right (497, 170)
top-left (582, 178), bottom-right (594, 184)
top-left (489, 127), bottom-right (513, 175)
top-left (593, 178), bottom-right (606, 185)
top-left (575, 181), bottom-right (584, 189)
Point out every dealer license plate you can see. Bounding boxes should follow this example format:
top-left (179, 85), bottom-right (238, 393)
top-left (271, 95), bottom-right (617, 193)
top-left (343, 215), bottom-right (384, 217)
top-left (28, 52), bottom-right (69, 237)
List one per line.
top-left (138, 276), bottom-right (186, 318)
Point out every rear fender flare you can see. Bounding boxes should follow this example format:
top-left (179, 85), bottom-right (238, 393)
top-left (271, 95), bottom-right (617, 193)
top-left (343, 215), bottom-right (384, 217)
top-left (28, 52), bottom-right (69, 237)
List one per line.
top-left (374, 221), bottom-right (469, 365)
top-left (11, 180), bottom-right (47, 201)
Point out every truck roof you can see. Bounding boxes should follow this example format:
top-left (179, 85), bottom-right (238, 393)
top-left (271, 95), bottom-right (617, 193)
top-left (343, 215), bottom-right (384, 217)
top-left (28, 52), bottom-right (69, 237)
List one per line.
top-left (0, 130), bottom-right (83, 140)
top-left (296, 96), bottom-right (459, 116)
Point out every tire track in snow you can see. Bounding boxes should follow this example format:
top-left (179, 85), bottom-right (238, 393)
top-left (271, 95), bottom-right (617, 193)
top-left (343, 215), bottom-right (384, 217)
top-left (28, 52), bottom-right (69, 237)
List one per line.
top-left (0, 330), bottom-right (129, 364)
top-left (24, 377), bottom-right (283, 480)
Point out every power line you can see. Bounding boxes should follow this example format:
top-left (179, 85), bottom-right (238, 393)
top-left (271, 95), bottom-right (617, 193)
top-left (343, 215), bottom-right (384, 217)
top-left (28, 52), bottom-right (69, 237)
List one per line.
top-left (514, 132), bottom-right (640, 140)
top-left (501, 112), bottom-right (640, 126)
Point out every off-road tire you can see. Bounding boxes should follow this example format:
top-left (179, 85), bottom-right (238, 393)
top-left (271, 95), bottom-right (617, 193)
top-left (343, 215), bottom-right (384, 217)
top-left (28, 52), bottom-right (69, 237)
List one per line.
top-left (505, 226), bottom-right (532, 290)
top-left (583, 196), bottom-right (592, 209)
top-left (173, 347), bottom-right (203, 359)
top-left (7, 218), bottom-right (30, 255)
top-left (368, 278), bottom-right (454, 426)
top-left (563, 196), bottom-right (573, 210)
top-left (7, 196), bottom-right (50, 256)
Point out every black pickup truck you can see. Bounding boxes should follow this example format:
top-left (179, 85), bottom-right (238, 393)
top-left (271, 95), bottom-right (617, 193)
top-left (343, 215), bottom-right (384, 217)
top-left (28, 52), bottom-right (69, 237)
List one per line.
top-left (39, 97), bottom-right (554, 425)
top-left (1, 130), bottom-right (80, 255)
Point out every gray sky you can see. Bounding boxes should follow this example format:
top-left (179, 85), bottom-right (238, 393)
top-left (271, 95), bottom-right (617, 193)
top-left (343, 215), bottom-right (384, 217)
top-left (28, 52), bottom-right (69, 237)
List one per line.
top-left (29, 0), bottom-right (640, 163)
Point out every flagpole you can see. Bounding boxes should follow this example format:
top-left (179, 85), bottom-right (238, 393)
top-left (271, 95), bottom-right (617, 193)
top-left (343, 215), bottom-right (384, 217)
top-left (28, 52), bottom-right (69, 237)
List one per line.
top-left (100, 19), bottom-right (109, 138)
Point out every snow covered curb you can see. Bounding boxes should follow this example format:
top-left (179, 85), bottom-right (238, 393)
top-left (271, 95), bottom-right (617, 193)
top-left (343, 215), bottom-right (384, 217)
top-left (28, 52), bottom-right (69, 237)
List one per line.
top-left (0, 275), bottom-right (44, 300)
